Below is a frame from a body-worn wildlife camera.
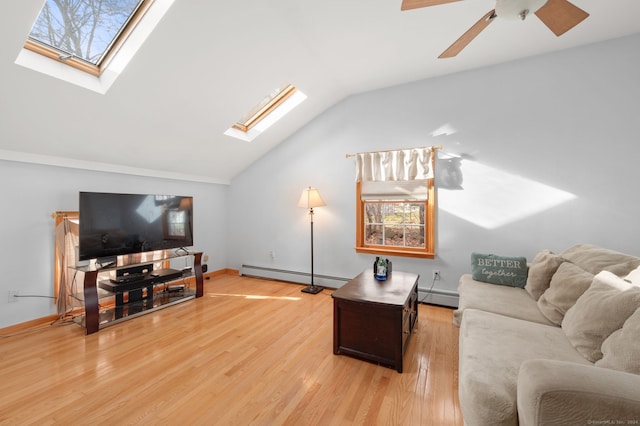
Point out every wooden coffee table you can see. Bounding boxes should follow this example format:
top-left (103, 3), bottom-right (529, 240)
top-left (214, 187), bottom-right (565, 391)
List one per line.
top-left (331, 269), bottom-right (419, 373)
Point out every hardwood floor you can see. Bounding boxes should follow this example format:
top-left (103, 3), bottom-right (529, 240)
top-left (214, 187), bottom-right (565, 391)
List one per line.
top-left (0, 275), bottom-right (462, 425)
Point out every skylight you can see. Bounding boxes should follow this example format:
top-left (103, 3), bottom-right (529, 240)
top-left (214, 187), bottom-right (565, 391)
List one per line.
top-left (25, 0), bottom-right (152, 76)
top-left (16, 0), bottom-right (173, 93)
top-left (224, 84), bottom-right (307, 142)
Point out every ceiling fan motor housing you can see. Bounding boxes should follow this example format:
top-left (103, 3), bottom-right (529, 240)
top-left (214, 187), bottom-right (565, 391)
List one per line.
top-left (495, 0), bottom-right (548, 19)
top-left (402, 0), bottom-right (589, 58)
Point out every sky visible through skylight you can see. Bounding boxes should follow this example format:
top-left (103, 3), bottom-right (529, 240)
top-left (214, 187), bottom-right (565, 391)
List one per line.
top-left (29, 0), bottom-right (142, 65)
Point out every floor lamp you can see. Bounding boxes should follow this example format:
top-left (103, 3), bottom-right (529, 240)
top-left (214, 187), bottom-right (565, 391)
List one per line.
top-left (298, 186), bottom-right (326, 294)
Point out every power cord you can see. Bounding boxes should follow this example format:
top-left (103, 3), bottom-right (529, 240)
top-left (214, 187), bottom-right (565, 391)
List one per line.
top-left (419, 274), bottom-right (438, 304)
top-left (12, 294), bottom-right (55, 300)
top-left (175, 247), bottom-right (190, 256)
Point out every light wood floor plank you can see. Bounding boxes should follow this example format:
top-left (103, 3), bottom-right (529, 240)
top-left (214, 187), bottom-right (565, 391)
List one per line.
top-left (0, 274), bottom-right (462, 425)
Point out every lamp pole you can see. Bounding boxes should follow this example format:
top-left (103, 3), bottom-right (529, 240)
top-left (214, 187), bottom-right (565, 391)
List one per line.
top-left (310, 206), bottom-right (315, 287)
top-left (299, 187), bottom-right (325, 294)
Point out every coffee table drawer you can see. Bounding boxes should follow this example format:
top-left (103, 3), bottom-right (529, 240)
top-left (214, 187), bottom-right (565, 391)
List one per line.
top-left (334, 299), bottom-right (401, 366)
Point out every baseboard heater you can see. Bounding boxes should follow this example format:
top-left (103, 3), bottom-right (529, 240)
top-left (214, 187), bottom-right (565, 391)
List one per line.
top-left (241, 264), bottom-right (459, 308)
top-left (240, 264), bottom-right (349, 288)
top-left (418, 288), bottom-right (459, 308)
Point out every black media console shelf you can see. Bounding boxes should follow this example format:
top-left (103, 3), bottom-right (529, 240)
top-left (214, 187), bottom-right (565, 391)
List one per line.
top-left (72, 251), bottom-right (204, 334)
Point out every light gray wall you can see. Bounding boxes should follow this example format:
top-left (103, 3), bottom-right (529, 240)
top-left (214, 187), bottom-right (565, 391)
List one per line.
top-left (228, 34), bottom-right (640, 301)
top-left (3, 34), bottom-right (639, 328)
top-left (0, 160), bottom-right (228, 328)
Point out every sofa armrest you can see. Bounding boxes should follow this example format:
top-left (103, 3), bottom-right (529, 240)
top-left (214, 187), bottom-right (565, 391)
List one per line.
top-left (517, 359), bottom-right (640, 425)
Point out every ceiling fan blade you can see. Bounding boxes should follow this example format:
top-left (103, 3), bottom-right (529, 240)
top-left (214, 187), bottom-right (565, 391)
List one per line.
top-left (439, 10), bottom-right (496, 59)
top-left (535, 0), bottom-right (589, 36)
top-left (401, 0), bottom-right (462, 11)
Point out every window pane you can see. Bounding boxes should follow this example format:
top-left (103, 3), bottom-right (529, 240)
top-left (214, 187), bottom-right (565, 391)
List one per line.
top-left (405, 225), bottom-right (425, 248)
top-left (406, 204), bottom-right (424, 224)
top-left (383, 225), bottom-right (404, 245)
top-left (382, 203), bottom-right (403, 224)
top-left (29, 0), bottom-right (143, 65)
top-left (364, 201), bottom-right (426, 249)
top-left (365, 224), bottom-right (383, 245)
top-left (364, 203), bottom-right (383, 225)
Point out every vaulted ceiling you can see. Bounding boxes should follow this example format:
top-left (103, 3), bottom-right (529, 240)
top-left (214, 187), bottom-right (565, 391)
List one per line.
top-left (2, 0), bottom-right (639, 184)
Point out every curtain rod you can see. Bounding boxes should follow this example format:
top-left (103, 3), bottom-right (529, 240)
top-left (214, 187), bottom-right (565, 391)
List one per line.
top-left (345, 145), bottom-right (442, 158)
top-left (51, 211), bottom-right (78, 219)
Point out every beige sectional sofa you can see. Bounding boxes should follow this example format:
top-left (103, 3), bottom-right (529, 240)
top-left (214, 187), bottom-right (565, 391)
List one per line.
top-left (455, 244), bottom-right (640, 425)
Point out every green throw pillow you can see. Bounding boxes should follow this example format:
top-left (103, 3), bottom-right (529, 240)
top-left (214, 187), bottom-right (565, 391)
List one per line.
top-left (471, 252), bottom-right (528, 287)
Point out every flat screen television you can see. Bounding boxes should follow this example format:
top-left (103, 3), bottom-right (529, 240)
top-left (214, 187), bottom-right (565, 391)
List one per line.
top-left (79, 192), bottom-right (193, 261)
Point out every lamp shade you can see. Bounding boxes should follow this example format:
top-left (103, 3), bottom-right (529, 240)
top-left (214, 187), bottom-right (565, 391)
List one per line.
top-left (298, 187), bottom-right (326, 209)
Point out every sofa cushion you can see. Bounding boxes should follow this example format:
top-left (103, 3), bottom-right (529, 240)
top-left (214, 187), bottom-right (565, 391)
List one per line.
top-left (562, 271), bottom-right (640, 362)
top-left (471, 252), bottom-right (528, 287)
top-left (596, 307), bottom-right (640, 374)
top-left (459, 309), bottom-right (591, 426)
top-left (517, 359), bottom-right (640, 426)
top-left (624, 265), bottom-right (640, 285)
top-left (560, 244), bottom-right (640, 276)
top-left (537, 262), bottom-right (594, 326)
top-left (524, 250), bottom-right (564, 301)
top-left (454, 275), bottom-right (555, 327)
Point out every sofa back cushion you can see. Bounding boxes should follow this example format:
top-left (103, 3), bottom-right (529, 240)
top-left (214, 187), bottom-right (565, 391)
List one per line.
top-left (596, 307), bottom-right (640, 374)
top-left (562, 271), bottom-right (640, 362)
top-left (525, 250), bottom-right (565, 301)
top-left (561, 244), bottom-right (640, 276)
top-left (537, 262), bottom-right (593, 325)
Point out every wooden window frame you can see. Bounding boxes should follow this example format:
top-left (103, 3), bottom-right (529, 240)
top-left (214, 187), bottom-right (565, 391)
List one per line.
top-left (24, 0), bottom-right (154, 77)
top-left (232, 84), bottom-right (298, 132)
top-left (355, 177), bottom-right (435, 259)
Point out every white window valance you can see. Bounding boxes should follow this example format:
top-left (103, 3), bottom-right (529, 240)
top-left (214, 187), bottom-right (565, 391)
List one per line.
top-left (360, 180), bottom-right (429, 201)
top-left (355, 147), bottom-right (434, 182)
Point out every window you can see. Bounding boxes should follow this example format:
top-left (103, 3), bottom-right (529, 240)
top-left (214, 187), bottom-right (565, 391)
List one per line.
top-left (354, 148), bottom-right (436, 259)
top-left (25, 0), bottom-right (153, 76)
top-left (17, 0), bottom-right (173, 93)
top-left (224, 84), bottom-right (307, 142)
top-left (364, 202), bottom-right (425, 247)
top-left (356, 181), bottom-right (435, 259)
top-left (166, 210), bottom-right (186, 238)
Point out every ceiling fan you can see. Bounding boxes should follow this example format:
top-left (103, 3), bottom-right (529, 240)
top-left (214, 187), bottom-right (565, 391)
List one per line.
top-left (401, 0), bottom-right (589, 58)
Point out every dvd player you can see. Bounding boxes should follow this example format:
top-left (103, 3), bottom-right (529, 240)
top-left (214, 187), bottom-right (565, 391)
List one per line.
top-left (110, 273), bottom-right (145, 284)
top-left (100, 268), bottom-right (184, 294)
top-left (149, 268), bottom-right (183, 280)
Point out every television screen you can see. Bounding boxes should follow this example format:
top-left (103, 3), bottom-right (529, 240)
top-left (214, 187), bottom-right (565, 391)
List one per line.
top-left (79, 192), bottom-right (193, 261)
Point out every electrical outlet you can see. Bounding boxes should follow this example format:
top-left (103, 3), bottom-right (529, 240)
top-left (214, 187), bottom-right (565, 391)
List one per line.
top-left (8, 290), bottom-right (19, 303)
top-left (433, 270), bottom-right (440, 280)
top-left (269, 250), bottom-right (276, 260)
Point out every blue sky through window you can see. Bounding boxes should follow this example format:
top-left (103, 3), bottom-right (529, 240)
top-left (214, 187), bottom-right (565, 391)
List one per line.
top-left (29, 0), bottom-right (142, 65)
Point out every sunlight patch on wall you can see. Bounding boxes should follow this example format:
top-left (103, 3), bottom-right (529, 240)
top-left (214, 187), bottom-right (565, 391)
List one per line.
top-left (431, 123), bottom-right (458, 137)
top-left (438, 160), bottom-right (576, 229)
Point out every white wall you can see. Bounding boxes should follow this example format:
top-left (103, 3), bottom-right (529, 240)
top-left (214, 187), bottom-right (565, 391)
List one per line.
top-left (228, 34), bottom-right (640, 303)
top-left (0, 160), bottom-right (228, 328)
